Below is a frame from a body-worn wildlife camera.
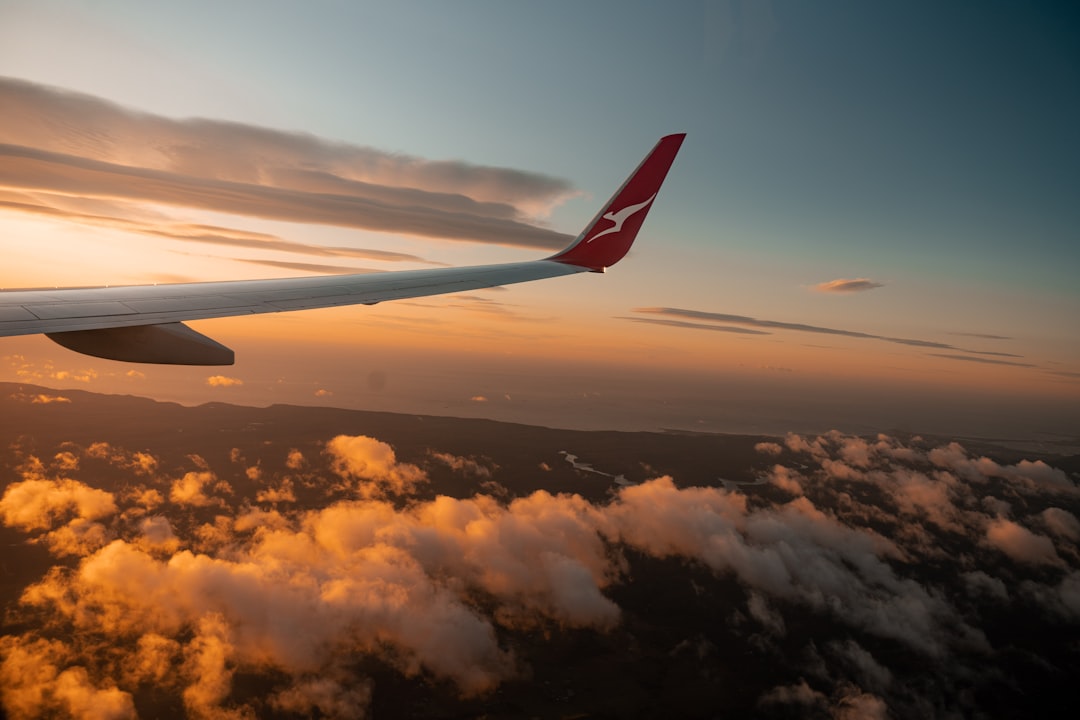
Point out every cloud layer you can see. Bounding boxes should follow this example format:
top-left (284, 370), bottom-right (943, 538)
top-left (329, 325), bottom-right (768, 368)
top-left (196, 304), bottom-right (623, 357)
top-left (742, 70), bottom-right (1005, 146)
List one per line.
top-left (0, 76), bottom-right (577, 260)
top-left (1, 429), bottom-right (1077, 718)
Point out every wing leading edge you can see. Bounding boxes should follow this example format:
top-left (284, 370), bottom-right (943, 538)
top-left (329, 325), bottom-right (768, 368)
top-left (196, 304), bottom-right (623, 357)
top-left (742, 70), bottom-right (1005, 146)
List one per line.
top-left (0, 133), bottom-right (685, 365)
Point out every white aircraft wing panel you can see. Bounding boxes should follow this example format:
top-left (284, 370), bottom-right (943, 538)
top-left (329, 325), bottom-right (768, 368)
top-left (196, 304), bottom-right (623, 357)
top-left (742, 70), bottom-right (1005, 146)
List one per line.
top-left (0, 260), bottom-right (584, 337)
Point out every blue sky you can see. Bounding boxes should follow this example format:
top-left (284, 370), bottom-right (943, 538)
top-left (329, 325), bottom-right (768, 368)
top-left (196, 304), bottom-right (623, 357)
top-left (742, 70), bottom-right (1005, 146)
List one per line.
top-left (1, 0), bottom-right (1078, 437)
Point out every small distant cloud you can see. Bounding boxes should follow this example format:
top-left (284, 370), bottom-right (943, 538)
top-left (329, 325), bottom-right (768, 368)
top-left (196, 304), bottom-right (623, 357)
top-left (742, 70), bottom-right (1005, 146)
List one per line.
top-left (206, 375), bottom-right (243, 388)
top-left (429, 451), bottom-right (494, 479)
top-left (755, 442), bottom-right (783, 456)
top-left (51, 369), bottom-right (97, 383)
top-left (470, 396), bottom-right (489, 403)
top-left (314, 389), bottom-right (333, 397)
top-left (169, 470), bottom-right (219, 507)
top-left (125, 370), bottom-right (146, 379)
top-left (813, 278), bottom-right (884, 293)
top-left (31, 394), bottom-right (71, 404)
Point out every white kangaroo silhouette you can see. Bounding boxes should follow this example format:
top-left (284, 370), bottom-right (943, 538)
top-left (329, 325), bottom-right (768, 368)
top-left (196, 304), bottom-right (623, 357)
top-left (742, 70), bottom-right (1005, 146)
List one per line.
top-left (586, 193), bottom-right (657, 243)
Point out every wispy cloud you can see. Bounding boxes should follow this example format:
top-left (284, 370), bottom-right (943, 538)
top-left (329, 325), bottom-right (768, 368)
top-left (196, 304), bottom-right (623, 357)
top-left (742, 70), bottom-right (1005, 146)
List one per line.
top-left (233, 259), bottom-right (379, 275)
top-left (949, 332), bottom-right (1013, 341)
top-left (0, 190), bottom-right (443, 267)
top-left (617, 316), bottom-right (770, 335)
top-left (927, 353), bottom-right (1036, 368)
top-left (813, 278), bottom-right (884, 293)
top-left (0, 77), bottom-right (578, 251)
top-left (630, 307), bottom-right (1027, 362)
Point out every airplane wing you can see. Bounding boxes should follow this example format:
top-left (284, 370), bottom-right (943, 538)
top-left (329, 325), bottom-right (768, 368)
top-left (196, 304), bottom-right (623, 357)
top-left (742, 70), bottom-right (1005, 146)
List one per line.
top-left (0, 133), bottom-right (685, 365)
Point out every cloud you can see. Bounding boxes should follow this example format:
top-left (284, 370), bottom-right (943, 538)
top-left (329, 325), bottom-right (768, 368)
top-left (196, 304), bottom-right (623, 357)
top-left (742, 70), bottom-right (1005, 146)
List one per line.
top-left (31, 394), bottom-right (71, 404)
top-left (617, 316), bottom-right (771, 335)
top-left (758, 678), bottom-right (828, 710)
top-left (0, 477), bottom-right (116, 532)
top-left (325, 435), bottom-right (427, 497)
top-left (2, 429), bottom-right (1078, 717)
top-left (169, 470), bottom-right (222, 507)
top-left (927, 353), bottom-right (1036, 368)
top-left (950, 332), bottom-right (1013, 341)
top-left (755, 442), bottom-right (783, 456)
top-left (813, 278), bottom-right (884, 293)
top-left (985, 518), bottom-right (1061, 565)
top-left (1042, 508), bottom-right (1080, 540)
top-left (0, 77), bottom-right (578, 251)
top-left (137, 516), bottom-right (180, 553)
top-left (630, 307), bottom-right (1028, 362)
top-left (0, 635), bottom-right (135, 720)
top-left (51, 369), bottom-right (98, 383)
top-left (206, 375), bottom-right (243, 388)
top-left (255, 478), bottom-right (296, 504)
top-left (0, 190), bottom-right (443, 270)
top-left (429, 451), bottom-right (494, 478)
top-left (285, 449), bottom-right (306, 470)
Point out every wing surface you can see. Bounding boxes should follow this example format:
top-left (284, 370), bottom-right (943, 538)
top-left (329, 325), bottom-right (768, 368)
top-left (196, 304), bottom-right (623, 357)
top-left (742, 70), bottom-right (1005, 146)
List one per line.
top-left (0, 134), bottom-right (685, 364)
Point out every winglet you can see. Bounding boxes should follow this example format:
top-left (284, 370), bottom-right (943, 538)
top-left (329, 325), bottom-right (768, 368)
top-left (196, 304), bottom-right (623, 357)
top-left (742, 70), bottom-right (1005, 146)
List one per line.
top-left (548, 133), bottom-right (685, 272)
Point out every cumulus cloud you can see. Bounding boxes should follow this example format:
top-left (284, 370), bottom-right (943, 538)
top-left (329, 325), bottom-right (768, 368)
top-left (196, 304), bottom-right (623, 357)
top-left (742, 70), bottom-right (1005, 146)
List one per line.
top-left (325, 435), bottom-right (427, 497)
top-left (0, 77), bottom-right (577, 252)
top-left (0, 636), bottom-right (135, 720)
top-left (206, 375), bottom-right (243, 388)
top-left (1, 429), bottom-right (1077, 717)
top-left (1042, 507), bottom-right (1080, 540)
top-left (169, 470), bottom-right (226, 507)
top-left (813, 278), bottom-right (884, 293)
top-left (755, 441), bottom-right (783, 456)
top-left (0, 477), bottom-right (116, 532)
top-left (985, 518), bottom-right (1061, 565)
top-left (86, 442), bottom-right (158, 475)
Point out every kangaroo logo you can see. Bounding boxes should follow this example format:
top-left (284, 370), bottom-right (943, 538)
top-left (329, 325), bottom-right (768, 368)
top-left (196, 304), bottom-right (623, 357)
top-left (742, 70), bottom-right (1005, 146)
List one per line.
top-left (586, 193), bottom-right (657, 243)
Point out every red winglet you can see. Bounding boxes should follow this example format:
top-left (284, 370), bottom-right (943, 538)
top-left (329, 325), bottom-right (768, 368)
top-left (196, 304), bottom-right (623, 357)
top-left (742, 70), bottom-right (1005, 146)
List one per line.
top-left (549, 133), bottom-right (685, 272)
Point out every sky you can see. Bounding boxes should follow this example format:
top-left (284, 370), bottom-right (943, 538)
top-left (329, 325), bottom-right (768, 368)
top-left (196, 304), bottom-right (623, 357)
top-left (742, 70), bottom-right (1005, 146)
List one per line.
top-left (1, 0), bottom-right (1078, 439)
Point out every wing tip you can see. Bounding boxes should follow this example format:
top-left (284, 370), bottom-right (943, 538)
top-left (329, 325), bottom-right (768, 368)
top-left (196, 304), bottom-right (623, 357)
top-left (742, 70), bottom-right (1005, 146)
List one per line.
top-left (548, 133), bottom-right (685, 271)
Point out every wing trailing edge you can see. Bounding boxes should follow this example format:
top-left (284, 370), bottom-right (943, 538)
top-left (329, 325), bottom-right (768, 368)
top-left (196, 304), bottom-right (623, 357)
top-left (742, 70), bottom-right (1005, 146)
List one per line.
top-left (0, 134), bottom-right (685, 365)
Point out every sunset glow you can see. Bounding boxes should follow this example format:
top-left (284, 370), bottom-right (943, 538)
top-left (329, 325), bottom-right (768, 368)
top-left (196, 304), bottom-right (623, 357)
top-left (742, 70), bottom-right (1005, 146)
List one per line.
top-left (2, 1), bottom-right (1078, 442)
